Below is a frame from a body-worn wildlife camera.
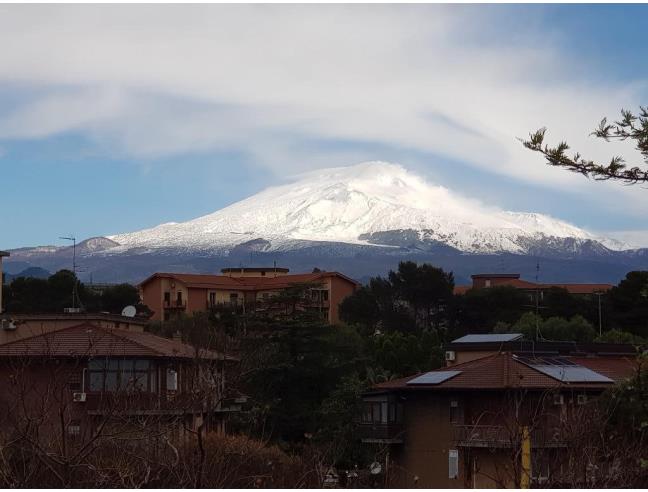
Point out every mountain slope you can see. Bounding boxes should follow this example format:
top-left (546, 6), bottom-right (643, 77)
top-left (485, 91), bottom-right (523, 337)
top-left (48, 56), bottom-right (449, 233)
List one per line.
top-left (108, 161), bottom-right (625, 255)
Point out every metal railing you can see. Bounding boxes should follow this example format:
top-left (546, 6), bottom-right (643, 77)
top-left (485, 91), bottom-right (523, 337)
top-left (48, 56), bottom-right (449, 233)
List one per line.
top-left (358, 422), bottom-right (405, 443)
top-left (453, 425), bottom-right (567, 448)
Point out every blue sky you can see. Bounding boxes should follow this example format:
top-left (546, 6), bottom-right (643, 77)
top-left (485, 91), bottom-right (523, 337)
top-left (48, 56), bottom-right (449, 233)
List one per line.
top-left (1, 4), bottom-right (647, 249)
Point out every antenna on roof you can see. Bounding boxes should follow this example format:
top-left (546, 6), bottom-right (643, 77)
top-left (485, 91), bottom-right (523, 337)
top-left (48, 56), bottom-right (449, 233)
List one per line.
top-left (535, 261), bottom-right (541, 341)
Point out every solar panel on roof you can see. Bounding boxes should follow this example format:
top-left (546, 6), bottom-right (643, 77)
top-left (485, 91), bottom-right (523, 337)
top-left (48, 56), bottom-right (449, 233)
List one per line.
top-left (451, 333), bottom-right (523, 344)
top-left (407, 371), bottom-right (462, 385)
top-left (513, 355), bottom-right (613, 383)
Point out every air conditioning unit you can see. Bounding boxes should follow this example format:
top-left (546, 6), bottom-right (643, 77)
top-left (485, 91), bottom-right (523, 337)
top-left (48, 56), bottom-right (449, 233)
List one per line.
top-left (577, 394), bottom-right (588, 405)
top-left (553, 394), bottom-right (564, 405)
top-left (1, 319), bottom-right (16, 331)
top-left (445, 351), bottom-right (456, 361)
top-left (72, 392), bottom-right (87, 402)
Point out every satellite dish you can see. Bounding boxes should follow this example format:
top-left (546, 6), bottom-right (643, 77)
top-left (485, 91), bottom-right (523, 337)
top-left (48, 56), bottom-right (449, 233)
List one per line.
top-left (369, 462), bottom-right (382, 475)
top-left (121, 305), bottom-right (136, 318)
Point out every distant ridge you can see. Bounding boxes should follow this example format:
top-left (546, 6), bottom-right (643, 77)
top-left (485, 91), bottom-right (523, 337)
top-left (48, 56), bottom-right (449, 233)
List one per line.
top-left (5, 162), bottom-right (647, 283)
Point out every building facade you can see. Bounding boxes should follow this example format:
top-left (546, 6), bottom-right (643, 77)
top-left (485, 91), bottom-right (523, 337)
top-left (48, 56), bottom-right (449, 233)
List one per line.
top-left (0, 321), bottom-right (241, 445)
top-left (359, 335), bottom-right (637, 488)
top-left (454, 273), bottom-right (613, 297)
top-left (139, 268), bottom-right (359, 324)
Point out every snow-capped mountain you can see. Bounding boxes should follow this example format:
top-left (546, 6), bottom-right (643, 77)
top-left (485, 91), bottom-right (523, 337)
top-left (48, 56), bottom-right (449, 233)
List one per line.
top-left (108, 161), bottom-right (626, 255)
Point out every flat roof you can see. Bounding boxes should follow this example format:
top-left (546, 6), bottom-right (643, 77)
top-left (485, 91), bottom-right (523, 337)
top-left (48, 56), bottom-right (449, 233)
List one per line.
top-left (471, 273), bottom-right (520, 279)
top-left (221, 267), bottom-right (290, 273)
top-left (451, 333), bottom-right (523, 344)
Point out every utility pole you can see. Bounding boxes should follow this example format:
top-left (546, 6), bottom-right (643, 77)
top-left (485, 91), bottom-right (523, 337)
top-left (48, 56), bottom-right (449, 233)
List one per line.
top-left (595, 292), bottom-right (603, 336)
top-left (60, 236), bottom-right (78, 310)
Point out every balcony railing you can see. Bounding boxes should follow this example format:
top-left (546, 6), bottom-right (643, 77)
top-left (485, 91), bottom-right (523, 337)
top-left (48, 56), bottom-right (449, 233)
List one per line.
top-left (453, 425), bottom-right (567, 448)
top-left (454, 425), bottom-right (514, 448)
top-left (358, 422), bottom-right (405, 444)
top-left (164, 300), bottom-right (186, 309)
top-left (82, 391), bottom-right (226, 416)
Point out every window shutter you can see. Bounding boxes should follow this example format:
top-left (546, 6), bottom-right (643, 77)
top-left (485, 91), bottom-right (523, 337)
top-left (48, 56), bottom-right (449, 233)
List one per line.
top-left (449, 450), bottom-right (459, 479)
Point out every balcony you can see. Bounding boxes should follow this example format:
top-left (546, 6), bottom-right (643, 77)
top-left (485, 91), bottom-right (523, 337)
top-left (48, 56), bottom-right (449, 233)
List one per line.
top-left (163, 299), bottom-right (186, 310)
top-left (358, 423), bottom-right (405, 444)
top-left (453, 425), bottom-right (567, 448)
top-left (83, 391), bottom-right (224, 416)
top-left (454, 425), bottom-right (514, 448)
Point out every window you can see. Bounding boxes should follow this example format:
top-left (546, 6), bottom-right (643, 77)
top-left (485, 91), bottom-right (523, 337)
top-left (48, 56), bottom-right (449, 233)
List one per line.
top-left (209, 292), bottom-right (216, 306)
top-left (164, 292), bottom-right (170, 304)
top-left (67, 420), bottom-right (81, 437)
top-left (361, 400), bottom-right (403, 424)
top-left (167, 368), bottom-right (178, 391)
top-left (87, 358), bottom-right (156, 393)
top-left (229, 293), bottom-right (239, 304)
top-left (322, 290), bottom-right (329, 301)
top-left (68, 373), bottom-right (82, 392)
top-left (450, 400), bottom-right (460, 423)
top-left (176, 291), bottom-right (183, 305)
top-left (485, 280), bottom-right (491, 287)
top-left (449, 450), bottom-right (459, 479)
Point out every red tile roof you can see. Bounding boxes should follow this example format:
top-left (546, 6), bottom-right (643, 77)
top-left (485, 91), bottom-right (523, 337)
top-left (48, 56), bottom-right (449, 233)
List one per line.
top-left (140, 271), bottom-right (359, 290)
top-left (0, 323), bottom-right (229, 361)
top-left (454, 278), bottom-right (613, 295)
top-left (374, 352), bottom-right (635, 392)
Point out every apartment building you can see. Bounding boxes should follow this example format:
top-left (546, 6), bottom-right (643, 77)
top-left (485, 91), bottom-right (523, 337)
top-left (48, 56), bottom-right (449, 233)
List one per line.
top-left (0, 321), bottom-right (241, 443)
top-left (454, 273), bottom-right (613, 297)
top-left (139, 267), bottom-right (359, 324)
top-left (359, 334), bottom-right (637, 488)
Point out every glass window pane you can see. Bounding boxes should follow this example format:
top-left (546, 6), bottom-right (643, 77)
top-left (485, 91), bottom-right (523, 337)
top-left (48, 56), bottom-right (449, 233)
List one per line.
top-left (133, 372), bottom-right (148, 391)
top-left (105, 372), bottom-right (118, 391)
top-left (108, 359), bottom-right (120, 370)
top-left (150, 370), bottom-right (157, 393)
top-left (89, 359), bottom-right (106, 370)
top-left (135, 359), bottom-right (149, 369)
top-left (89, 372), bottom-right (103, 391)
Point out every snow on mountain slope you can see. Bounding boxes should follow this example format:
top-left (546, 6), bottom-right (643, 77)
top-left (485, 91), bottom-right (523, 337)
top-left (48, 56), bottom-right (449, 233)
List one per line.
top-left (108, 161), bottom-right (625, 254)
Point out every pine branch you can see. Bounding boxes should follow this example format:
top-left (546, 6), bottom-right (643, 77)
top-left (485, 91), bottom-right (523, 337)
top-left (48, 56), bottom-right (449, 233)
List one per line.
top-left (522, 106), bottom-right (648, 184)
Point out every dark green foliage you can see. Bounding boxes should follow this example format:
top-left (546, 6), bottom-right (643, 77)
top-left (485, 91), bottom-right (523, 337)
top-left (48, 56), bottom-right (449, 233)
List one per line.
top-left (367, 330), bottom-right (444, 377)
top-left (595, 329), bottom-right (646, 345)
top-left (5, 270), bottom-right (141, 314)
top-left (93, 283), bottom-right (140, 313)
top-left (241, 316), bottom-right (367, 445)
top-left (495, 312), bottom-right (596, 342)
top-left (607, 271), bottom-right (648, 337)
top-left (454, 286), bottom-right (529, 333)
top-left (340, 261), bottom-right (454, 333)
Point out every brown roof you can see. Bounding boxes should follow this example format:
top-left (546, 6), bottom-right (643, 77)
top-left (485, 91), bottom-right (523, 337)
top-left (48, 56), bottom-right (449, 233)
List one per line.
top-left (13, 312), bottom-right (149, 326)
top-left (374, 352), bottom-right (636, 392)
top-left (547, 283), bottom-right (613, 294)
top-left (0, 323), bottom-right (229, 361)
top-left (140, 271), bottom-right (360, 290)
top-left (454, 278), bottom-right (613, 295)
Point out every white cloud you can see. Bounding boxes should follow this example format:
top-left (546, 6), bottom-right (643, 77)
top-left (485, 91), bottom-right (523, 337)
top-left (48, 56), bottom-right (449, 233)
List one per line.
top-left (0, 4), bottom-right (646, 215)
